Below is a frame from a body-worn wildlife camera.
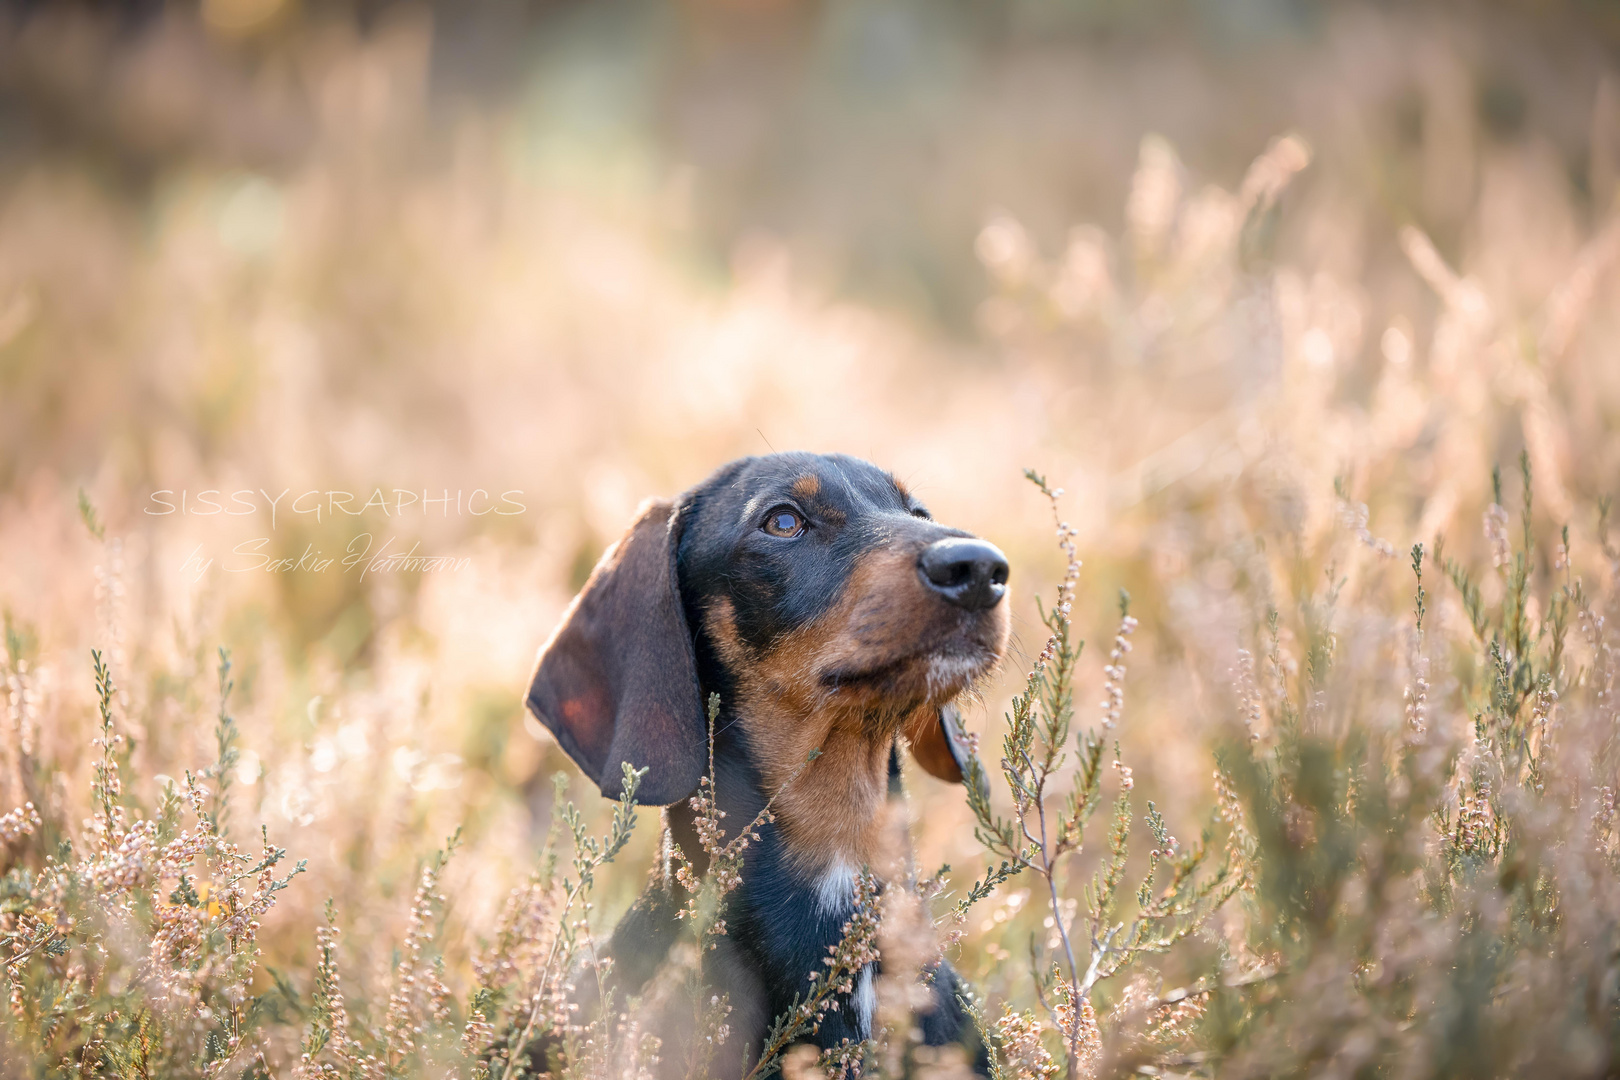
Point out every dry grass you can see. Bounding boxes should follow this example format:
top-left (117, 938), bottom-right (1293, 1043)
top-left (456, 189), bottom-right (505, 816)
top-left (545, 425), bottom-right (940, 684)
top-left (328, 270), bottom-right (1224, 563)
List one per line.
top-left (1, 4), bottom-right (1619, 1077)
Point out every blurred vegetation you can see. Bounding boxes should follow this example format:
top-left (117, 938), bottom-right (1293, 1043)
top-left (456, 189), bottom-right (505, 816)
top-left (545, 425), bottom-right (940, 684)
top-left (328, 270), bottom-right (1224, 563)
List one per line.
top-left (1, 0), bottom-right (1620, 1076)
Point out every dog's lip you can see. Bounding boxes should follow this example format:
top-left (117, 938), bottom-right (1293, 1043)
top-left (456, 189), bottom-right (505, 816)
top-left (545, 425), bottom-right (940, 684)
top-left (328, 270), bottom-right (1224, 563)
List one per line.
top-left (818, 641), bottom-right (1000, 690)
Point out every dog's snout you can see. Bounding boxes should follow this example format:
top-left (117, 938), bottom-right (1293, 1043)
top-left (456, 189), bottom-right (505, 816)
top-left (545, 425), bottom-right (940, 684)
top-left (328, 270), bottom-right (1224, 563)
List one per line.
top-left (919, 538), bottom-right (1009, 611)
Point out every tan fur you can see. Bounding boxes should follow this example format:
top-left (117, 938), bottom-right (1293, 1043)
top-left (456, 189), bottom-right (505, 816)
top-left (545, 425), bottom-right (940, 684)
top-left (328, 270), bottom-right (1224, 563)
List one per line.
top-left (904, 706), bottom-right (963, 783)
top-left (790, 474), bottom-right (821, 500)
top-left (704, 544), bottom-right (1009, 877)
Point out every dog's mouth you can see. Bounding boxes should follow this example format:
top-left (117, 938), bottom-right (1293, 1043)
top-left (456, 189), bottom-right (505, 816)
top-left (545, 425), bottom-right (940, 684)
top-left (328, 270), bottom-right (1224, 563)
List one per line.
top-left (819, 640), bottom-right (1001, 702)
top-left (814, 584), bottom-right (1011, 706)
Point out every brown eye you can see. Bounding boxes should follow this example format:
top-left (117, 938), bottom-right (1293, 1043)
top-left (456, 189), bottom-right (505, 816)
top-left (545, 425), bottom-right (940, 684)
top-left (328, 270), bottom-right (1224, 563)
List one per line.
top-left (762, 507), bottom-right (806, 538)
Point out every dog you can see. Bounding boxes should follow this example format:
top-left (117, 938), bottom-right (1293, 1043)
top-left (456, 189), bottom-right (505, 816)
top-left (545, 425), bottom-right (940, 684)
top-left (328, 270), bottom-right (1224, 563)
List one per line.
top-left (525, 452), bottom-right (1011, 1076)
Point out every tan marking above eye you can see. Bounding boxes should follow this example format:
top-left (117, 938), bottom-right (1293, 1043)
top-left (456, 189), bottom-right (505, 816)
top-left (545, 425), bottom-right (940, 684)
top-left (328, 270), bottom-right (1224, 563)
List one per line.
top-left (762, 506), bottom-right (806, 538)
top-left (790, 474), bottom-right (821, 499)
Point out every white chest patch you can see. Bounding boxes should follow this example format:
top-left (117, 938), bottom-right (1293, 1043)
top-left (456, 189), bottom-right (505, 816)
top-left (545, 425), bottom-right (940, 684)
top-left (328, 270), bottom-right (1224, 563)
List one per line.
top-left (853, 965), bottom-right (876, 1036)
top-left (814, 856), bottom-right (857, 913)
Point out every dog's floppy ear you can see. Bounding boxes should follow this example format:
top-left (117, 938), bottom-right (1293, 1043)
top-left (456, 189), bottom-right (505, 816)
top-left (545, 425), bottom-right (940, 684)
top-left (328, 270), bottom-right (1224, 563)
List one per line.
top-left (526, 498), bottom-right (705, 806)
top-left (906, 703), bottom-right (982, 795)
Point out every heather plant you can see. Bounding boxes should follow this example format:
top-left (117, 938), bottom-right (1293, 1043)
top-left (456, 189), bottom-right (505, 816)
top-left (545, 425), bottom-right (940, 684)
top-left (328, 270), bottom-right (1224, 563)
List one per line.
top-left (951, 476), bottom-right (1246, 1080)
top-left (3, 12), bottom-right (1620, 1073)
top-left (0, 646), bottom-right (304, 1077)
top-left (12, 455), bottom-right (1619, 1078)
top-left (1187, 458), bottom-right (1620, 1078)
top-left (286, 761), bottom-right (652, 1080)
top-left (668, 696), bottom-right (876, 1080)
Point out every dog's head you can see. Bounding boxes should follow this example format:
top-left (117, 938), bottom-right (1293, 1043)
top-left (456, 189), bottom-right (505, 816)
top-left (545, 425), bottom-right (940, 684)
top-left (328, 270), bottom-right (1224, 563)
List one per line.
top-left (526, 452), bottom-right (1011, 805)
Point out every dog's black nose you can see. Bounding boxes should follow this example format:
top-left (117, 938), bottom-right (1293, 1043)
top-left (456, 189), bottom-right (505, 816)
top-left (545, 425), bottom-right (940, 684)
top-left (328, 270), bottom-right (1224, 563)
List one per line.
top-left (919, 538), bottom-right (1009, 611)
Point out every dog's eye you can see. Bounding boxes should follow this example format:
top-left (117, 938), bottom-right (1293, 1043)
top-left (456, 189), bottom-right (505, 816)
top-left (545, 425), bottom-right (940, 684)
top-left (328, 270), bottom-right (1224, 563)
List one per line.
top-left (910, 506), bottom-right (932, 520)
top-left (762, 507), bottom-right (806, 538)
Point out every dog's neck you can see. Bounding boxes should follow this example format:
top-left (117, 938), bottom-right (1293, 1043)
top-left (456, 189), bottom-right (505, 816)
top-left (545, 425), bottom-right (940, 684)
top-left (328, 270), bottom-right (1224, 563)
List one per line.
top-left (757, 709), bottom-right (894, 877)
top-left (689, 695), bottom-right (923, 882)
top-left (689, 598), bottom-right (929, 879)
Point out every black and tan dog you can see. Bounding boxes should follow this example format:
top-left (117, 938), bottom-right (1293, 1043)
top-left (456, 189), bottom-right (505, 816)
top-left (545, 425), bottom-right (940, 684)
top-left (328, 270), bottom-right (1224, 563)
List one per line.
top-left (525, 452), bottom-right (1010, 1075)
